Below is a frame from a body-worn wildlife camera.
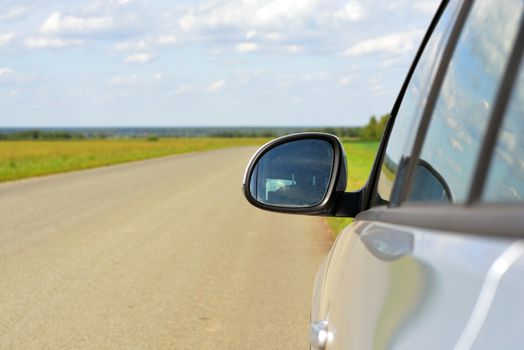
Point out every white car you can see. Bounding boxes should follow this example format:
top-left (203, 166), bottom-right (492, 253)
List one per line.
top-left (243, 0), bottom-right (524, 349)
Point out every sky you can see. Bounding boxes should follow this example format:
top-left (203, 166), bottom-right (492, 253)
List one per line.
top-left (0, 0), bottom-right (440, 127)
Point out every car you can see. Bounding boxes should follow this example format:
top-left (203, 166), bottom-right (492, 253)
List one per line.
top-left (242, 0), bottom-right (524, 349)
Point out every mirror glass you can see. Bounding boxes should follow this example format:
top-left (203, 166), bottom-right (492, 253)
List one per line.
top-left (249, 139), bottom-right (334, 207)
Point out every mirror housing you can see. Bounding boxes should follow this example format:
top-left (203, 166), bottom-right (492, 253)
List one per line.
top-left (242, 133), bottom-right (360, 216)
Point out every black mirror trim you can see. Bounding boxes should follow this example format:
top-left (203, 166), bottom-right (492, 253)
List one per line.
top-left (242, 132), bottom-right (361, 217)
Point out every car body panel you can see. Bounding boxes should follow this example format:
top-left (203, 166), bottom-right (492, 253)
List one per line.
top-left (309, 1), bottom-right (524, 347)
top-left (312, 220), bottom-right (522, 349)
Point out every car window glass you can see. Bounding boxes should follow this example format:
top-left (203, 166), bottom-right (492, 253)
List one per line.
top-left (406, 0), bottom-right (524, 204)
top-left (373, 0), bottom-right (462, 206)
top-left (483, 62), bottom-right (524, 202)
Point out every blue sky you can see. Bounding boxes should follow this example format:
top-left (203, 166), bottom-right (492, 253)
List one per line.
top-left (0, 0), bottom-right (439, 127)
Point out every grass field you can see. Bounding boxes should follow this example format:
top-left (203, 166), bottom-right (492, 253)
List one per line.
top-left (0, 137), bottom-right (378, 237)
top-left (326, 141), bottom-right (379, 236)
top-left (0, 138), bottom-right (269, 183)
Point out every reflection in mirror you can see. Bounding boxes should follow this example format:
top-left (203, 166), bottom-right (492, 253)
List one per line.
top-left (484, 58), bottom-right (524, 202)
top-left (408, 0), bottom-right (523, 203)
top-left (249, 139), bottom-right (334, 207)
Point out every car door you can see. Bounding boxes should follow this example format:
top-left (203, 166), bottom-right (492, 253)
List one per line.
top-left (311, 0), bottom-right (524, 349)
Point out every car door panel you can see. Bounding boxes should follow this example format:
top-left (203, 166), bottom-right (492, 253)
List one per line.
top-left (312, 220), bottom-right (518, 349)
top-left (470, 248), bottom-right (524, 349)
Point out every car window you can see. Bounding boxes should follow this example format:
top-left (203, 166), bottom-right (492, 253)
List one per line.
top-left (483, 60), bottom-right (524, 202)
top-left (372, 0), bottom-right (462, 207)
top-left (406, 0), bottom-right (524, 204)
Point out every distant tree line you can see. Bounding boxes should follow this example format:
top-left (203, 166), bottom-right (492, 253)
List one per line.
top-left (208, 128), bottom-right (362, 139)
top-left (305, 114), bottom-right (388, 141)
top-left (0, 115), bottom-right (389, 141)
top-left (305, 127), bottom-right (361, 139)
top-left (208, 130), bottom-right (280, 138)
top-left (0, 130), bottom-right (89, 140)
top-left (359, 114), bottom-right (389, 141)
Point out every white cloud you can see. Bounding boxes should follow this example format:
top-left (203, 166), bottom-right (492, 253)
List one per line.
top-left (41, 12), bottom-right (114, 34)
top-left (235, 69), bottom-right (263, 83)
top-left (413, 2), bottom-right (440, 14)
top-left (157, 35), bottom-right (177, 45)
top-left (178, 0), bottom-right (322, 31)
top-left (481, 99), bottom-right (490, 112)
top-left (380, 56), bottom-right (404, 68)
top-left (83, 0), bottom-right (143, 16)
top-left (174, 85), bottom-right (196, 95)
top-left (468, 0), bottom-right (522, 78)
top-left (265, 32), bottom-right (283, 41)
top-left (0, 68), bottom-right (13, 77)
top-left (371, 83), bottom-right (384, 94)
top-left (208, 79), bottom-right (226, 92)
top-left (335, 1), bottom-right (365, 21)
top-left (114, 39), bottom-right (148, 50)
top-left (173, 0), bottom-right (432, 59)
top-left (172, 0), bottom-right (435, 60)
top-left (25, 37), bottom-right (84, 49)
top-left (0, 6), bottom-right (29, 21)
top-left (339, 76), bottom-right (351, 86)
top-left (0, 33), bottom-right (15, 46)
top-left (109, 74), bottom-right (140, 86)
top-left (343, 29), bottom-right (424, 56)
top-left (124, 53), bottom-right (155, 63)
top-left (114, 35), bottom-right (176, 51)
top-left (0, 1), bottom-right (440, 127)
top-left (237, 42), bottom-right (258, 53)
top-left (287, 45), bottom-right (302, 53)
top-left (449, 136), bottom-right (464, 153)
top-left (303, 72), bottom-right (331, 82)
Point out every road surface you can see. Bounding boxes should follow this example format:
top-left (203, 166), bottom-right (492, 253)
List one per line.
top-left (0, 147), bottom-right (332, 349)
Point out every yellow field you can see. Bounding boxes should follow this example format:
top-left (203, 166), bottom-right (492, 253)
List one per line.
top-left (0, 138), bottom-right (269, 182)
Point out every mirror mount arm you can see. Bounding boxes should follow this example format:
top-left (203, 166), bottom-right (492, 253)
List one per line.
top-left (330, 190), bottom-right (363, 217)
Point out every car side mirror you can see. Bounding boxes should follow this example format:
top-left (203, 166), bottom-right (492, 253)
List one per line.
top-left (242, 133), bottom-right (350, 216)
top-left (408, 159), bottom-right (453, 202)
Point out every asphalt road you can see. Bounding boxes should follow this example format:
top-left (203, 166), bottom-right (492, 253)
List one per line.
top-left (0, 147), bottom-right (332, 349)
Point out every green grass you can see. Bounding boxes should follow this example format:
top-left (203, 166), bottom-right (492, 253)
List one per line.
top-left (1, 138), bottom-right (379, 237)
top-left (0, 138), bottom-right (269, 183)
top-left (326, 141), bottom-right (379, 236)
